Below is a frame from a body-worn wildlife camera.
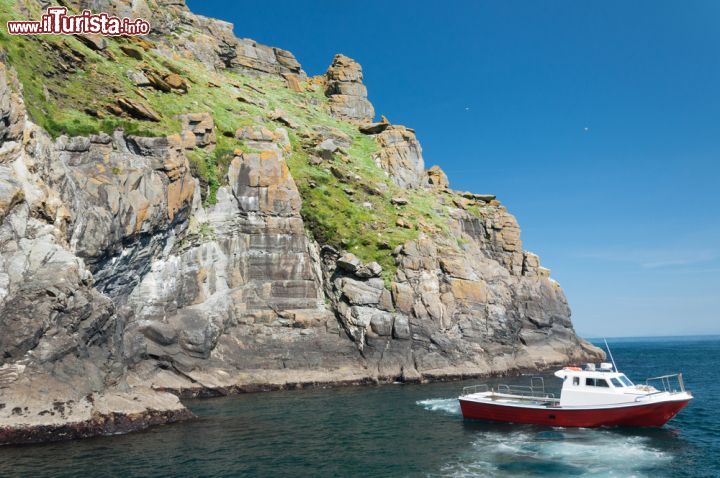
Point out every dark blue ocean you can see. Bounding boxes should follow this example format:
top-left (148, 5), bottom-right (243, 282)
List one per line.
top-left (1, 336), bottom-right (718, 477)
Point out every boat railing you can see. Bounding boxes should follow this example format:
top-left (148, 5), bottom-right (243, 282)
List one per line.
top-left (462, 377), bottom-right (555, 400)
top-left (645, 373), bottom-right (686, 394)
top-left (496, 384), bottom-right (555, 400)
top-left (461, 384), bottom-right (490, 395)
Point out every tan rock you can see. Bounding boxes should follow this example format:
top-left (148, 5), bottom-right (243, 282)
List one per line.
top-left (391, 282), bottom-right (415, 314)
top-left (426, 165), bottom-right (449, 190)
top-left (452, 196), bottom-right (473, 209)
top-left (324, 54), bottom-right (374, 121)
top-left (75, 34), bottom-right (107, 51)
top-left (449, 278), bottom-right (488, 304)
top-left (178, 112), bottom-right (215, 150)
top-left (283, 73), bottom-right (303, 93)
top-left (229, 151), bottom-right (301, 215)
top-left (116, 98), bottom-right (160, 121)
top-left (164, 73), bottom-right (188, 92)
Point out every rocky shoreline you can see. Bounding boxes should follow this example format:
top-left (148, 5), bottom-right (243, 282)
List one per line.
top-left (1, 361), bottom-right (581, 446)
top-left (0, 408), bottom-right (194, 447)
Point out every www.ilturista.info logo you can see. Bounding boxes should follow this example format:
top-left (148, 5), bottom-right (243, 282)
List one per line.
top-left (6, 7), bottom-right (150, 36)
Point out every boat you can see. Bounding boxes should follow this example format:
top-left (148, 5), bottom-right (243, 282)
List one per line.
top-left (459, 362), bottom-right (692, 427)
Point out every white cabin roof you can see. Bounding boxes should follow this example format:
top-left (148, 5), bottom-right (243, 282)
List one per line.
top-left (554, 368), bottom-right (625, 380)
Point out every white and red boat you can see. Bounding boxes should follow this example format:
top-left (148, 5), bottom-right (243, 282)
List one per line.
top-left (459, 363), bottom-right (692, 427)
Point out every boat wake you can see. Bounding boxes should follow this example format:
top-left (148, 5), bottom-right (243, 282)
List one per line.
top-left (416, 398), bottom-right (461, 415)
top-left (434, 429), bottom-right (670, 478)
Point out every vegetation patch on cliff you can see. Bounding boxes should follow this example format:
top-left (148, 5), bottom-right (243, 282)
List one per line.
top-left (0, 0), bottom-right (457, 282)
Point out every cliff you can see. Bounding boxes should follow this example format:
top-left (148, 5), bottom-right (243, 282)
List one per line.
top-left (0, 0), bottom-right (603, 444)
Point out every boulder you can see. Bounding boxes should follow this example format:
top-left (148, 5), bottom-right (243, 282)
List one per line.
top-left (145, 70), bottom-right (172, 92)
top-left (355, 261), bottom-right (382, 278)
top-left (426, 165), bottom-right (449, 190)
top-left (120, 45), bottom-right (143, 60)
top-left (474, 194), bottom-right (496, 203)
top-left (164, 73), bottom-right (188, 92)
top-left (315, 138), bottom-right (340, 160)
top-left (337, 253), bottom-right (361, 273)
top-left (340, 277), bottom-right (384, 306)
top-left (127, 69), bottom-right (151, 86)
top-left (359, 121), bottom-right (390, 135)
top-left (76, 34), bottom-right (107, 51)
top-left (269, 109), bottom-right (299, 129)
top-left (235, 125), bottom-right (275, 142)
top-left (116, 98), bottom-right (160, 121)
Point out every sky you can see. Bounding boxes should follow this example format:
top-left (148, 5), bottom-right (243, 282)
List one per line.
top-left (187, 0), bottom-right (720, 338)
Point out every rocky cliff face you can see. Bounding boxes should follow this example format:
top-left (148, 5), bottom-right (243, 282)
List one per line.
top-left (0, 0), bottom-right (602, 444)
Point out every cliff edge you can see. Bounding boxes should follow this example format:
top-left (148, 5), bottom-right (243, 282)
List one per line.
top-left (0, 0), bottom-right (603, 444)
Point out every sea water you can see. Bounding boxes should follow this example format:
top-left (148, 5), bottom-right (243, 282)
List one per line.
top-left (1, 336), bottom-right (718, 477)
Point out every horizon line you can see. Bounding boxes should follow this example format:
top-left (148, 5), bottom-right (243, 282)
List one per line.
top-left (584, 333), bottom-right (720, 340)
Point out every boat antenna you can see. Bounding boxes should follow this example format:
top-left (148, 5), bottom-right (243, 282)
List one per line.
top-left (603, 338), bottom-right (618, 372)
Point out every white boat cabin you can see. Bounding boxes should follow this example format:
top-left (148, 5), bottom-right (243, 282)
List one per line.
top-left (554, 363), bottom-right (644, 407)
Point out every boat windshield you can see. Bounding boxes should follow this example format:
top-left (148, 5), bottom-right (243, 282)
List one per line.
top-left (610, 377), bottom-right (624, 387)
top-left (619, 374), bottom-right (634, 387)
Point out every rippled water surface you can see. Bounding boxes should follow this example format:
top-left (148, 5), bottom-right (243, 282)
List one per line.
top-left (1, 337), bottom-right (718, 477)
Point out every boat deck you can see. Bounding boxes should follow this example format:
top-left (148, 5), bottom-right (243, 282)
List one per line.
top-left (464, 392), bottom-right (561, 408)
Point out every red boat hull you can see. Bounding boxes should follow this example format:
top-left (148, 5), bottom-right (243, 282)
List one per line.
top-left (459, 398), bottom-right (690, 427)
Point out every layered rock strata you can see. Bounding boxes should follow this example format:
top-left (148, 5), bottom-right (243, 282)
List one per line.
top-left (324, 54), bottom-right (375, 122)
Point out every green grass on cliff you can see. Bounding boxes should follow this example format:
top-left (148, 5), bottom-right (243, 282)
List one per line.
top-left (0, 0), bottom-right (460, 282)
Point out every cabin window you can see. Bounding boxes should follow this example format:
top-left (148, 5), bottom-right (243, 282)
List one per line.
top-left (595, 379), bottom-right (609, 387)
top-left (619, 375), bottom-right (634, 387)
top-left (585, 378), bottom-right (595, 386)
top-left (573, 377), bottom-right (580, 386)
top-left (610, 378), bottom-right (624, 387)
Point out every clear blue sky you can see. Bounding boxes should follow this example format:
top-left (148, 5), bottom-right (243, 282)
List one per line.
top-left (187, 0), bottom-right (720, 337)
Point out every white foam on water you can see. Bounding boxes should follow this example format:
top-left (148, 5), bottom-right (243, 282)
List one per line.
top-left (436, 429), bottom-right (671, 478)
top-left (417, 398), bottom-right (461, 415)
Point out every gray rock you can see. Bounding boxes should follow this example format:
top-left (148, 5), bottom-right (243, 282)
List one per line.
top-left (359, 121), bottom-right (390, 135)
top-left (127, 69), bottom-right (151, 87)
top-left (337, 252), bottom-right (361, 272)
top-left (392, 315), bottom-right (411, 339)
top-left (138, 321), bottom-right (178, 346)
top-left (340, 277), bottom-right (384, 305)
top-left (355, 261), bottom-right (382, 278)
top-left (315, 138), bottom-right (339, 160)
top-left (370, 312), bottom-right (393, 336)
top-left (376, 125), bottom-right (425, 189)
